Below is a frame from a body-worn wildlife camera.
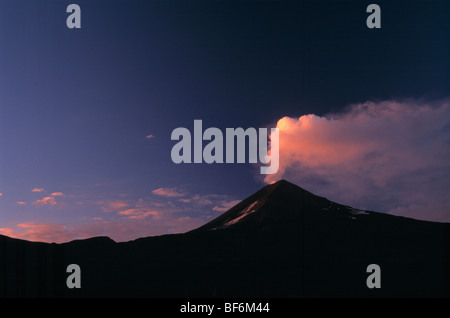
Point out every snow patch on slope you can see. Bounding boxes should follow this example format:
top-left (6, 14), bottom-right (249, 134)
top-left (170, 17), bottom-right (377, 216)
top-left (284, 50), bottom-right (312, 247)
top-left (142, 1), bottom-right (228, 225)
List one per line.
top-left (222, 201), bottom-right (259, 227)
top-left (349, 208), bottom-right (369, 215)
top-left (212, 200), bottom-right (259, 230)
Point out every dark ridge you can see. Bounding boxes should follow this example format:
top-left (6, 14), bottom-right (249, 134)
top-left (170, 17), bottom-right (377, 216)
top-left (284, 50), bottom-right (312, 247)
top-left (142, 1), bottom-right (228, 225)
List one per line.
top-left (62, 236), bottom-right (116, 246)
top-left (1, 179), bottom-right (449, 297)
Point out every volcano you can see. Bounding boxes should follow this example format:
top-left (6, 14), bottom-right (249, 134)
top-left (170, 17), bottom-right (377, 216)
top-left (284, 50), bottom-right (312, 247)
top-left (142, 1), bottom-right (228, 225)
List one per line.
top-left (1, 180), bottom-right (449, 297)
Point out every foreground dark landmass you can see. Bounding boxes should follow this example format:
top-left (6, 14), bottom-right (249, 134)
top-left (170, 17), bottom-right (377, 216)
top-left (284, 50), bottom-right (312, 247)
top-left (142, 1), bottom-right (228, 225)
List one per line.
top-left (1, 180), bottom-right (449, 297)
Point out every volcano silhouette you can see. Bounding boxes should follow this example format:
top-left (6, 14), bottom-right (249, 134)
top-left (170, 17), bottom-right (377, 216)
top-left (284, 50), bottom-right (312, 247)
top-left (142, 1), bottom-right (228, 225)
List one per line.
top-left (1, 180), bottom-right (449, 297)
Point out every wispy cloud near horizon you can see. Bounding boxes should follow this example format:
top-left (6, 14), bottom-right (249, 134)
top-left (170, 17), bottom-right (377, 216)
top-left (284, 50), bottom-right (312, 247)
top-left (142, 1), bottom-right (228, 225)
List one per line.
top-left (0, 186), bottom-right (239, 243)
top-left (0, 216), bottom-right (206, 243)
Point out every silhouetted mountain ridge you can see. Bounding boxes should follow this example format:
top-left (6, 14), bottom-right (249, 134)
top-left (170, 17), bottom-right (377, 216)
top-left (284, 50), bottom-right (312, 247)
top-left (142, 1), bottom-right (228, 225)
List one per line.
top-left (1, 179), bottom-right (449, 297)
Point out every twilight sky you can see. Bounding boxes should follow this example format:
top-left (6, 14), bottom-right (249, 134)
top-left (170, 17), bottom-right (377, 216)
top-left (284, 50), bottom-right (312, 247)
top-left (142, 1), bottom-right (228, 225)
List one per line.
top-left (0, 0), bottom-right (449, 242)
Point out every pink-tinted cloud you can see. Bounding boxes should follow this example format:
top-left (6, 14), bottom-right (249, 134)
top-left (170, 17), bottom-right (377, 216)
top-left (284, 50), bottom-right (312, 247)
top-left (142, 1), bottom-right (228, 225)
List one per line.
top-left (212, 199), bottom-right (241, 212)
top-left (1, 187), bottom-right (239, 243)
top-left (99, 200), bottom-right (130, 212)
top-left (118, 208), bottom-right (159, 220)
top-left (16, 201), bottom-right (27, 205)
top-left (0, 215), bottom-right (206, 243)
top-left (50, 192), bottom-right (64, 197)
top-left (10, 222), bottom-right (70, 243)
top-left (0, 227), bottom-right (15, 237)
top-left (31, 188), bottom-right (44, 192)
top-left (145, 134), bottom-right (155, 139)
top-left (177, 193), bottom-right (240, 211)
top-left (0, 193), bottom-right (3, 197)
top-left (152, 187), bottom-right (185, 197)
top-left (33, 196), bottom-right (57, 206)
top-left (265, 99), bottom-right (450, 222)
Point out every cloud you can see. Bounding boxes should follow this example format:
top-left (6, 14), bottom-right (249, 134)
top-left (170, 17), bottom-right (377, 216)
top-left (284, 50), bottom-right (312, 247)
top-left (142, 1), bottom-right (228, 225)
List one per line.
top-left (152, 187), bottom-right (185, 198)
top-left (0, 215), bottom-right (207, 243)
top-left (145, 134), bottom-right (155, 139)
top-left (0, 193), bottom-right (3, 197)
top-left (0, 222), bottom-right (71, 243)
top-left (189, 194), bottom-right (213, 205)
top-left (265, 99), bottom-right (450, 222)
top-left (186, 194), bottom-right (234, 207)
top-left (117, 208), bottom-right (160, 220)
top-left (212, 199), bottom-right (241, 212)
top-left (1, 187), bottom-right (239, 243)
top-left (0, 228), bottom-right (15, 237)
top-left (16, 201), bottom-right (27, 205)
top-left (31, 191), bottom-right (64, 206)
top-left (33, 196), bottom-right (57, 206)
top-left (178, 194), bottom-right (242, 214)
top-left (99, 200), bottom-right (130, 212)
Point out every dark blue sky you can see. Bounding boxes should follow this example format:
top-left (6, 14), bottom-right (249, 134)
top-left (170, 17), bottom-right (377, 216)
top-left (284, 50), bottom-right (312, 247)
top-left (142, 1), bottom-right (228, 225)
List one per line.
top-left (0, 0), bottom-right (449, 242)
